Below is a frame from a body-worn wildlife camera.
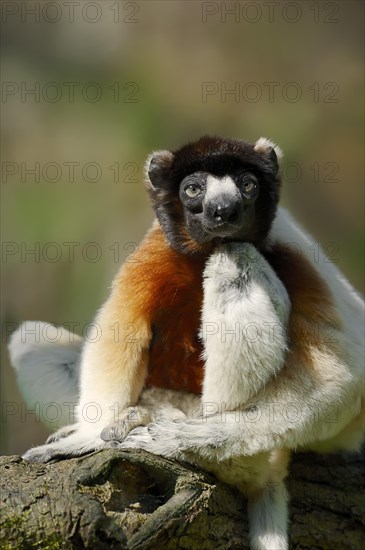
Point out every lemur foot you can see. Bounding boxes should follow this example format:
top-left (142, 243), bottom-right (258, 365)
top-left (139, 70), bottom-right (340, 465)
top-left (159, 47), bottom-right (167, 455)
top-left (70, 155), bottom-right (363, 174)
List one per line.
top-left (100, 405), bottom-right (152, 443)
top-left (22, 431), bottom-right (105, 463)
top-left (113, 419), bottom-right (229, 463)
top-left (100, 402), bottom-right (187, 443)
top-left (107, 424), bottom-right (185, 460)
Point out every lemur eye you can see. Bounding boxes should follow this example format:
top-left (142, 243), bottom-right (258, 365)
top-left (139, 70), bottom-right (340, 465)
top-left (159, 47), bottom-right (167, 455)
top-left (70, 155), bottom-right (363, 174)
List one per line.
top-left (244, 181), bottom-right (256, 193)
top-left (241, 177), bottom-right (258, 195)
top-left (185, 184), bottom-right (202, 198)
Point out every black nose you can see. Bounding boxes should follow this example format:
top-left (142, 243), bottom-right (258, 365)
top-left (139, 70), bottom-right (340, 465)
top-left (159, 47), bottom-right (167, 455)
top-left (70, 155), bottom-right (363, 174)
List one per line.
top-left (214, 202), bottom-right (239, 223)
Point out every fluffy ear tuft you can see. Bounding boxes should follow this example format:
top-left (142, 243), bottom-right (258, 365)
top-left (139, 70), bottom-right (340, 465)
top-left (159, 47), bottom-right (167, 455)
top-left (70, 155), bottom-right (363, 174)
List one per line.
top-left (254, 137), bottom-right (283, 176)
top-left (145, 150), bottom-right (174, 189)
top-left (254, 137), bottom-right (283, 160)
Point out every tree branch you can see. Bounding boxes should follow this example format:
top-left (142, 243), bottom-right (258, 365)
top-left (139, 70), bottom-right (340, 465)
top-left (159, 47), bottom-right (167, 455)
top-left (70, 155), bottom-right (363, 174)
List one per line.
top-left (0, 448), bottom-right (363, 549)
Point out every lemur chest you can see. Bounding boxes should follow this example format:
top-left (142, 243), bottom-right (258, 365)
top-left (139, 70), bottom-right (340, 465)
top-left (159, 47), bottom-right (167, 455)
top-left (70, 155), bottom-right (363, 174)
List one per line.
top-left (145, 262), bottom-right (205, 394)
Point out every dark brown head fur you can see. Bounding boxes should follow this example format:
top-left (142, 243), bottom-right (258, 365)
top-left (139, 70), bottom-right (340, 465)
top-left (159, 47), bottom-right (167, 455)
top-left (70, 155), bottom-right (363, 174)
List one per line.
top-left (145, 135), bottom-right (282, 255)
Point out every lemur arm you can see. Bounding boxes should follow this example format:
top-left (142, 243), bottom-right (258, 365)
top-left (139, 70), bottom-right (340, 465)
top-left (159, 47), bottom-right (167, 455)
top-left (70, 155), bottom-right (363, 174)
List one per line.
top-left (118, 243), bottom-right (361, 462)
top-left (200, 241), bottom-right (290, 408)
top-left (75, 286), bottom-right (151, 434)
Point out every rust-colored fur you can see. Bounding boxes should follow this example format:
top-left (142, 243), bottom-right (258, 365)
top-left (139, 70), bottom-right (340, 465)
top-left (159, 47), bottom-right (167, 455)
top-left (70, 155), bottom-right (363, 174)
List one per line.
top-left (118, 225), bottom-right (206, 393)
top-left (115, 226), bottom-right (340, 396)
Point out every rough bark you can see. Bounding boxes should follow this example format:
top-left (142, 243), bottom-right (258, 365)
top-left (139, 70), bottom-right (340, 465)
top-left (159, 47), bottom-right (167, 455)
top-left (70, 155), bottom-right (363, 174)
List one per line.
top-left (0, 448), bottom-right (363, 550)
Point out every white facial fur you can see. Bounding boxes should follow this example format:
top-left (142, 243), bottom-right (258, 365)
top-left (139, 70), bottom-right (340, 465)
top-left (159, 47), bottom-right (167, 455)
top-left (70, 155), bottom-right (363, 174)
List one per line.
top-left (203, 174), bottom-right (241, 205)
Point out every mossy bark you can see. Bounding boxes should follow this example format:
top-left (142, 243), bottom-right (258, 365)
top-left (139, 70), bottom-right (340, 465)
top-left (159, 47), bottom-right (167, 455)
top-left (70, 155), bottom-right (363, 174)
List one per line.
top-left (0, 448), bottom-right (363, 549)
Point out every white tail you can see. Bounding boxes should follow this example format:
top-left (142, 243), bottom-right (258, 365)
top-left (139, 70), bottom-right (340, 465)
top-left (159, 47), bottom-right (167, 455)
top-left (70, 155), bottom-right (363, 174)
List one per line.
top-left (8, 321), bottom-right (82, 428)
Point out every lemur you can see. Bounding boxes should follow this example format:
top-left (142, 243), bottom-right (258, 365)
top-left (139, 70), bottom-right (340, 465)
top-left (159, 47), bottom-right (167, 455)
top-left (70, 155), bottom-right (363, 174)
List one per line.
top-left (9, 136), bottom-right (364, 550)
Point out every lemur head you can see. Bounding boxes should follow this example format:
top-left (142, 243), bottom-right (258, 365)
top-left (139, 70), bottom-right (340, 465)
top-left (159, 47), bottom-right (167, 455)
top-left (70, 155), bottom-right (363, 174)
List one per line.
top-left (145, 135), bottom-right (282, 254)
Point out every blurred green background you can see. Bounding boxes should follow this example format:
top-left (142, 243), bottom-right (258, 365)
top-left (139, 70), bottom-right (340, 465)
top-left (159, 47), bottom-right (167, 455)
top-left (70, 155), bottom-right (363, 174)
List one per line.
top-left (1, 0), bottom-right (364, 455)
